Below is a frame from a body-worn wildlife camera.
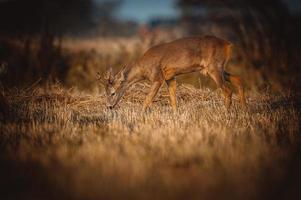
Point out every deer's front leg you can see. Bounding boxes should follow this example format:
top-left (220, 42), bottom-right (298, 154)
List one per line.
top-left (142, 81), bottom-right (162, 112)
top-left (166, 78), bottom-right (177, 112)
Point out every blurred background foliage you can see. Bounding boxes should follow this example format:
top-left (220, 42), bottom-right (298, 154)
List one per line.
top-left (0, 0), bottom-right (300, 93)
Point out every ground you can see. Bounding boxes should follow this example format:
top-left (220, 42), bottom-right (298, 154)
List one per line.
top-left (0, 83), bottom-right (300, 200)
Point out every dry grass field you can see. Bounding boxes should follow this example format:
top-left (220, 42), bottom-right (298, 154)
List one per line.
top-left (1, 1), bottom-right (301, 199)
top-left (1, 82), bottom-right (300, 200)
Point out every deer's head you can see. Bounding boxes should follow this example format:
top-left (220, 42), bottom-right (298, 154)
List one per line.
top-left (97, 67), bottom-right (126, 109)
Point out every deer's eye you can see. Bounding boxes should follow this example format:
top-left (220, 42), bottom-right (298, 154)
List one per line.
top-left (111, 92), bottom-right (116, 96)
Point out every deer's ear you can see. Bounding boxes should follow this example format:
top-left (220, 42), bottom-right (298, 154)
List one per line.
top-left (96, 72), bottom-right (105, 85)
top-left (120, 71), bottom-right (125, 82)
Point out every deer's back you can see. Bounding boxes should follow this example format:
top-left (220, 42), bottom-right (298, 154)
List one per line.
top-left (141, 35), bottom-right (231, 61)
top-left (138, 35), bottom-right (232, 80)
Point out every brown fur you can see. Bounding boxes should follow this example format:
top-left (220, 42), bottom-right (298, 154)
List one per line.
top-left (100, 35), bottom-right (246, 112)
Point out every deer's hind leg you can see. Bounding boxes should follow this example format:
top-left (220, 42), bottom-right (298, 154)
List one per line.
top-left (224, 72), bottom-right (246, 109)
top-left (166, 77), bottom-right (177, 112)
top-left (208, 70), bottom-right (232, 110)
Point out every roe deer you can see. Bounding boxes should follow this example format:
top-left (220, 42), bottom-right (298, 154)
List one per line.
top-left (98, 35), bottom-right (246, 112)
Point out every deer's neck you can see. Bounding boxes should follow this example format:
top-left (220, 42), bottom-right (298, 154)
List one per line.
top-left (123, 62), bottom-right (142, 86)
top-left (111, 62), bottom-right (142, 107)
